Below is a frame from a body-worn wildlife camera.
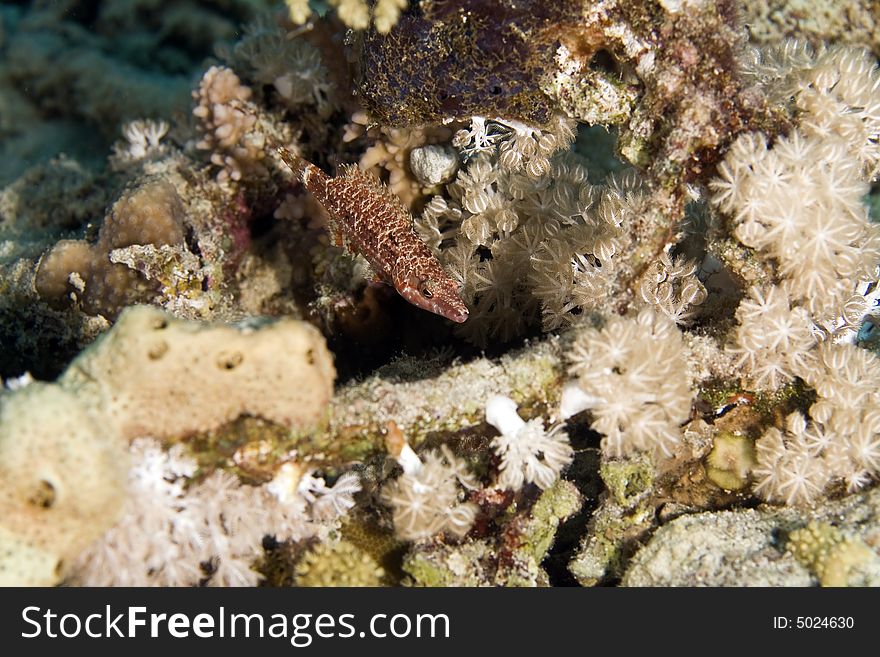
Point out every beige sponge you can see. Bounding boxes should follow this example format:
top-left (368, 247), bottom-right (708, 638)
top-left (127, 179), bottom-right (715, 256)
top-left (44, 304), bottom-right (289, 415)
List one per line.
top-left (61, 305), bottom-right (335, 439)
top-left (0, 384), bottom-right (127, 585)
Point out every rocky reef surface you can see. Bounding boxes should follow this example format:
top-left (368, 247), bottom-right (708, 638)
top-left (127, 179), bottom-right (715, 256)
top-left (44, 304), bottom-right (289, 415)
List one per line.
top-left (0, 0), bottom-right (878, 586)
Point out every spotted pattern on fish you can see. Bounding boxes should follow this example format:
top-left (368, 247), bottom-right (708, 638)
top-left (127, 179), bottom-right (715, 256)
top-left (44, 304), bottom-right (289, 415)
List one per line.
top-left (277, 147), bottom-right (468, 323)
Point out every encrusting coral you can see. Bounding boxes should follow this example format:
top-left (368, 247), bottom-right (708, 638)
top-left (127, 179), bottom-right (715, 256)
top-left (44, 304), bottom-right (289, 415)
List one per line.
top-left (787, 520), bottom-right (880, 587)
top-left (35, 178), bottom-right (193, 318)
top-left (294, 538), bottom-right (386, 587)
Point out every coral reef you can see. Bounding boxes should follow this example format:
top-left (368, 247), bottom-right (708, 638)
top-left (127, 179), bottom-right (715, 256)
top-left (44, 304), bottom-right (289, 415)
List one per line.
top-left (1, 0), bottom-right (879, 589)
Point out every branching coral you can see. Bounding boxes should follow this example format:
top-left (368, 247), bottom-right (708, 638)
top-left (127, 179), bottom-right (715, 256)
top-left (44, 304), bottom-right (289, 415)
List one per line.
top-left (563, 308), bottom-right (693, 459)
top-left (343, 110), bottom-right (457, 209)
top-left (192, 65), bottom-right (297, 183)
top-left (193, 65), bottom-right (266, 182)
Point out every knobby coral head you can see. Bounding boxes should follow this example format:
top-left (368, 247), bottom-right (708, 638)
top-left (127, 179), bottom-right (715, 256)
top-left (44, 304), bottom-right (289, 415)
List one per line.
top-left (393, 258), bottom-right (469, 323)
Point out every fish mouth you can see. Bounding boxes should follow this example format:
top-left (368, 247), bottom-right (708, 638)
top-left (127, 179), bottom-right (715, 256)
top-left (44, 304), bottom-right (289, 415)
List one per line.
top-left (398, 286), bottom-right (469, 323)
top-left (447, 307), bottom-right (469, 323)
top-left (424, 299), bottom-right (469, 323)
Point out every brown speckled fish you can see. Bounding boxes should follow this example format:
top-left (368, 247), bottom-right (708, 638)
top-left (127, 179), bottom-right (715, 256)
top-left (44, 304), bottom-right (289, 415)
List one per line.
top-left (277, 147), bottom-right (469, 323)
